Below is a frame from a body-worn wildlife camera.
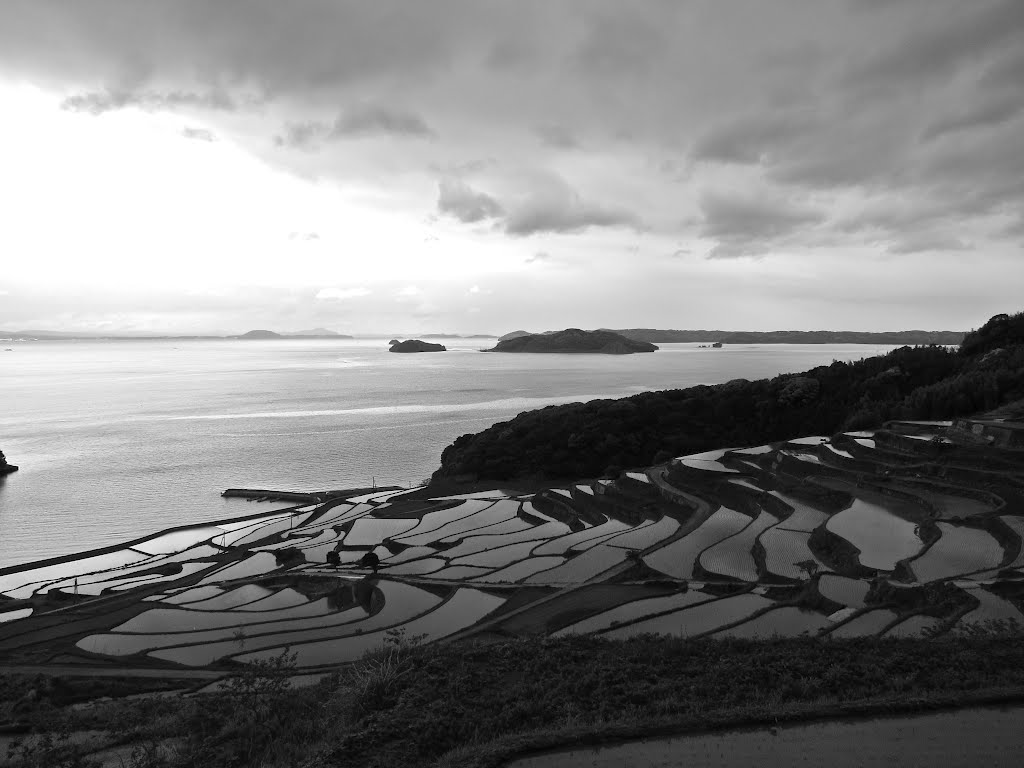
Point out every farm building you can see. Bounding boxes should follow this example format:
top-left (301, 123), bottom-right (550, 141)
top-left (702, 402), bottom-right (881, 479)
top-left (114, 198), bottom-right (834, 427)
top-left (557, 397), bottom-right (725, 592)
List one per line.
top-left (953, 419), bottom-right (1024, 448)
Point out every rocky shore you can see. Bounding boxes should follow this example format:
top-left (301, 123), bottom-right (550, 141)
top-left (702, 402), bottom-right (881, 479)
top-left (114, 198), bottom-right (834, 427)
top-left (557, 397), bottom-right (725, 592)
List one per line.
top-left (0, 449), bottom-right (17, 475)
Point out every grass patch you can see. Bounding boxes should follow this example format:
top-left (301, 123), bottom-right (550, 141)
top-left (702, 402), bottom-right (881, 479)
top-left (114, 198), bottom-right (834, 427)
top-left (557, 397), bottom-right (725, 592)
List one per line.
top-left (6, 624), bottom-right (1024, 768)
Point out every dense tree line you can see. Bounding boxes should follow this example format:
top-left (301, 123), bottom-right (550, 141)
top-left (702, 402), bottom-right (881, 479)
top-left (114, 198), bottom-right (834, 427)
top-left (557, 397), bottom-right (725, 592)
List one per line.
top-left (433, 312), bottom-right (1024, 482)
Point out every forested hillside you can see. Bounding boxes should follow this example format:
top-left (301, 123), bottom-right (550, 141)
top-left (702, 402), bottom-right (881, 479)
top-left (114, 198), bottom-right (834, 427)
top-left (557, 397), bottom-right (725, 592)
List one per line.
top-left (433, 312), bottom-right (1024, 482)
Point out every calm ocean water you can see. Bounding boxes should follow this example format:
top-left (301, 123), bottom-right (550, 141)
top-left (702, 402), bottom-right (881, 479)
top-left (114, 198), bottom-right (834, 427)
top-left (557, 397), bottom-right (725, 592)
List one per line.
top-left (0, 338), bottom-right (898, 567)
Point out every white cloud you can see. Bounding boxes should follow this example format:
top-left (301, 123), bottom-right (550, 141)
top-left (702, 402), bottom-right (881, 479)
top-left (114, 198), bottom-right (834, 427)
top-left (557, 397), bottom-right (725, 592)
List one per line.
top-left (315, 287), bottom-right (371, 300)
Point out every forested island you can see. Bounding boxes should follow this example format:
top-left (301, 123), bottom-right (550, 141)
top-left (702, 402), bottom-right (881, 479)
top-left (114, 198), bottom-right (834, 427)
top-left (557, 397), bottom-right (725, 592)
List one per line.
top-left (486, 328), bottom-right (658, 354)
top-left (436, 312), bottom-right (1024, 482)
top-left (388, 339), bottom-right (447, 353)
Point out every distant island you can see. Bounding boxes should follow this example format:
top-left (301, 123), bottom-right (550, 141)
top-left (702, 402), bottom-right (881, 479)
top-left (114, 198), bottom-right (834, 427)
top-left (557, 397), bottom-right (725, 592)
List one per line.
top-left (389, 339), bottom-right (447, 353)
top-left (487, 329), bottom-right (658, 354)
top-left (497, 328), bottom-right (964, 345)
top-left (231, 329), bottom-right (355, 340)
top-left (0, 328), bottom-right (355, 341)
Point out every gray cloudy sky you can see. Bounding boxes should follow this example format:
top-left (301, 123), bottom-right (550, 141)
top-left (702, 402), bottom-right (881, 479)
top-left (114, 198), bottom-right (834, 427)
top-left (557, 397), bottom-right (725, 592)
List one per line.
top-left (0, 0), bottom-right (1021, 334)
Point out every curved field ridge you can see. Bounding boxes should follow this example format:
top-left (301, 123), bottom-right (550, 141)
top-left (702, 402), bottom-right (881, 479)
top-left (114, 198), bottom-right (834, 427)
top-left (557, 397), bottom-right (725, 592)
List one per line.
top-left (713, 607), bottom-right (832, 639)
top-left (699, 511), bottom-right (778, 581)
top-left (759, 528), bottom-right (829, 580)
top-left (909, 523), bottom-right (1005, 582)
top-left (818, 575), bottom-right (869, 608)
top-left (602, 594), bottom-right (775, 639)
top-left (643, 507), bottom-right (750, 579)
top-left (826, 609), bottom-right (899, 638)
top-left (554, 591), bottom-right (714, 636)
top-left (826, 500), bottom-right (923, 570)
top-left (232, 588), bottom-right (506, 667)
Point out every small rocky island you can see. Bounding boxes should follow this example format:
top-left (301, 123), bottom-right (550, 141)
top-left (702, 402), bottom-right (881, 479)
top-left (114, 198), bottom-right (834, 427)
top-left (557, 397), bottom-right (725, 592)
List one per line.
top-left (0, 449), bottom-right (18, 475)
top-left (389, 339), bottom-right (447, 353)
top-left (486, 328), bottom-right (658, 354)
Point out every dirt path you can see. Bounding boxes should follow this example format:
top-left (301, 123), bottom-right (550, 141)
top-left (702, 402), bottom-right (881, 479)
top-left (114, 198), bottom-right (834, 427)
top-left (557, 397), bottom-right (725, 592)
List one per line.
top-left (506, 705), bottom-right (1024, 768)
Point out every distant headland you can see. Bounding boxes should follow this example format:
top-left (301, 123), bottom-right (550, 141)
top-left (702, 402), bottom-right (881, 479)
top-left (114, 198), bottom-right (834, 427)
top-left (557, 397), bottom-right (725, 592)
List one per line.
top-left (498, 328), bottom-right (964, 345)
top-left (487, 329), bottom-right (658, 354)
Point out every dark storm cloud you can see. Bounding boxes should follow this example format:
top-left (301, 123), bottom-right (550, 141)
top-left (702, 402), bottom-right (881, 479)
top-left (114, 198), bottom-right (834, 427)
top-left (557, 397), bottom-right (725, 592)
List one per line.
top-left (504, 191), bottom-right (640, 237)
top-left (437, 179), bottom-right (503, 223)
top-left (845, 0), bottom-right (1024, 89)
top-left (274, 105), bottom-right (432, 148)
top-left (887, 233), bottom-right (972, 255)
top-left (699, 192), bottom-right (825, 258)
top-left (437, 173), bottom-right (640, 236)
top-left (921, 95), bottom-right (1024, 142)
top-left (330, 105), bottom-right (433, 139)
top-left (535, 123), bottom-right (578, 149)
top-left (690, 112), bottom-right (816, 165)
top-left (61, 88), bottom-right (237, 115)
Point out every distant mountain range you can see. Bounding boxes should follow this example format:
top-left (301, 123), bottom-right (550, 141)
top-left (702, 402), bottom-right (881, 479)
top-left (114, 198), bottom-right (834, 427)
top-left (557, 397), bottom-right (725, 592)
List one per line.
top-left (0, 329), bottom-right (494, 341)
top-left (498, 328), bottom-right (965, 345)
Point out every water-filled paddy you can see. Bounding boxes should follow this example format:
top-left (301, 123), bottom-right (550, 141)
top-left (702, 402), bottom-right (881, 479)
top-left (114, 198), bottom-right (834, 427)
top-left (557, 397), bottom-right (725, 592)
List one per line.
top-left (759, 528), bottom-right (828, 580)
top-left (827, 609), bottom-right (899, 637)
top-left (554, 590), bottom-right (714, 636)
top-left (826, 500), bottom-right (922, 570)
top-left (533, 519), bottom-right (632, 556)
top-left (884, 614), bottom-right (941, 637)
top-left (233, 587), bottom-right (505, 667)
top-left (818, 575), bottom-right (869, 608)
top-left (960, 588), bottom-right (1023, 626)
top-left (700, 510), bottom-right (777, 581)
top-left (525, 545), bottom-right (627, 584)
top-left (910, 523), bottom-right (1004, 582)
top-left (602, 594), bottom-right (775, 639)
top-left (713, 606), bottom-right (831, 639)
top-left (602, 516), bottom-right (679, 550)
top-left (643, 506), bottom-right (749, 579)
top-left (476, 556), bottom-right (565, 583)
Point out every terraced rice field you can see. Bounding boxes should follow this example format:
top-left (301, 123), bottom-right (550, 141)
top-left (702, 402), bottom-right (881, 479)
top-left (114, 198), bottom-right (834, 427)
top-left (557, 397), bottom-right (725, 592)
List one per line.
top-left (884, 615), bottom-right (941, 637)
top-left (3, 425), bottom-right (1021, 676)
top-left (554, 590), bottom-right (714, 636)
top-left (999, 516), bottom-right (1024, 568)
top-left (827, 609), bottom-right (899, 637)
top-left (602, 594), bottom-right (775, 639)
top-left (699, 511), bottom-right (778, 581)
top-left (759, 528), bottom-right (829, 580)
top-left (818, 575), bottom-right (869, 608)
top-left (643, 507), bottom-right (750, 579)
top-left (713, 607), bottom-right (833, 639)
top-left (909, 523), bottom-right (1005, 582)
top-left (959, 588), bottom-right (1023, 626)
top-left (826, 500), bottom-right (923, 570)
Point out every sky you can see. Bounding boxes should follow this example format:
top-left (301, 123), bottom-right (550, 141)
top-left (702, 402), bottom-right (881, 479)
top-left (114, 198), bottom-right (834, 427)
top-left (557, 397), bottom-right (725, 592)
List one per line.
top-left (0, 0), bottom-right (1021, 335)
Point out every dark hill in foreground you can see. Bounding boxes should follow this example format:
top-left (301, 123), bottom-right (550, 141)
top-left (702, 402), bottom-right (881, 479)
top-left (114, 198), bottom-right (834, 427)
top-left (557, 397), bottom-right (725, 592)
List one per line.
top-left (436, 312), bottom-right (1024, 482)
top-left (486, 328), bottom-right (658, 354)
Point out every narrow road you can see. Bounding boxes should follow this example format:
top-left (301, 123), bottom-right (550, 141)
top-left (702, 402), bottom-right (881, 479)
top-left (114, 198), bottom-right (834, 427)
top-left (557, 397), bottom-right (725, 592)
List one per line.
top-left (507, 705), bottom-right (1024, 768)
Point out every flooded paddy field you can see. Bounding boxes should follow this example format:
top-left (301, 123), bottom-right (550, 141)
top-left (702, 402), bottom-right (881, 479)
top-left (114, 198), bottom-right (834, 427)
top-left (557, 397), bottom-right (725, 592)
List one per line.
top-left (2, 423), bottom-right (1023, 672)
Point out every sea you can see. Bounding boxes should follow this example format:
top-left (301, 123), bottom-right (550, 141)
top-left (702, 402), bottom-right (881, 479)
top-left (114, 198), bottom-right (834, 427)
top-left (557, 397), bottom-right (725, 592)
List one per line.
top-left (0, 338), bottom-right (900, 568)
